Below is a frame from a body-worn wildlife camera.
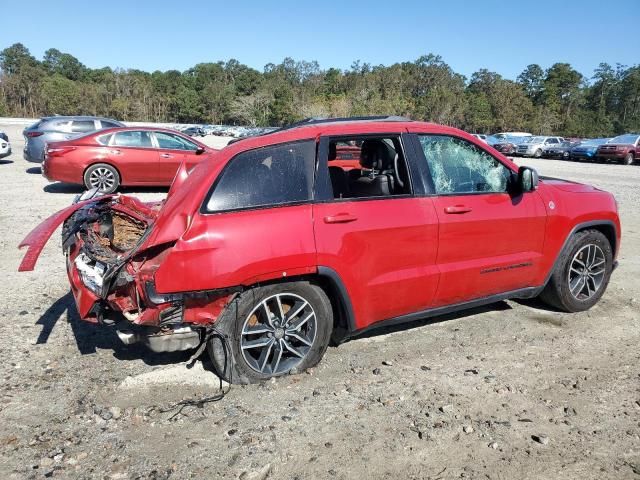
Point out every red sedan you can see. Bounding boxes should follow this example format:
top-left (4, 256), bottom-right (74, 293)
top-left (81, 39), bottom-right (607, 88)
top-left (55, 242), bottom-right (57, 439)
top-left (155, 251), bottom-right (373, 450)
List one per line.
top-left (42, 127), bottom-right (217, 193)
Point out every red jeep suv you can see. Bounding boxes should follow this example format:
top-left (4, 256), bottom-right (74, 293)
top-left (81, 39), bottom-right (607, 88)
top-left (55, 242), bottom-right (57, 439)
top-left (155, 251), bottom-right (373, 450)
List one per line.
top-left (19, 117), bottom-right (620, 384)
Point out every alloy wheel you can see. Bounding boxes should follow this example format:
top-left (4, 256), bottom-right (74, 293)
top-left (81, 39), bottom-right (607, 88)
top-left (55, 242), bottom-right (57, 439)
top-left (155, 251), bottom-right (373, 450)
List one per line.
top-left (240, 293), bottom-right (317, 375)
top-left (567, 243), bottom-right (606, 300)
top-left (89, 167), bottom-right (116, 191)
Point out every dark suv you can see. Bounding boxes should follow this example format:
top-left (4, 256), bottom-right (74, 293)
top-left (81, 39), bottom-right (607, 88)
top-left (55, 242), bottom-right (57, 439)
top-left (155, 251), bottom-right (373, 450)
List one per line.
top-left (23, 116), bottom-right (124, 163)
top-left (596, 134), bottom-right (640, 165)
top-left (20, 117), bottom-right (620, 384)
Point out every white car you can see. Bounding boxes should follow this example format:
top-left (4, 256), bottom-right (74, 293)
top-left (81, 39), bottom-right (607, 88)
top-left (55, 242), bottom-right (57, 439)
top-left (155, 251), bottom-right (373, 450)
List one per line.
top-left (472, 134), bottom-right (489, 143)
top-left (0, 131), bottom-right (11, 159)
top-left (516, 136), bottom-right (565, 158)
top-left (494, 132), bottom-right (532, 139)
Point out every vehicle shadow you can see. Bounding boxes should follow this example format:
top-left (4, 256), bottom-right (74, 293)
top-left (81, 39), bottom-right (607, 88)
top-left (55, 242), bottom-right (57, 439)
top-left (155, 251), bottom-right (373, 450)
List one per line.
top-left (26, 166), bottom-right (41, 174)
top-left (36, 291), bottom-right (192, 366)
top-left (44, 183), bottom-right (84, 194)
top-left (0, 160), bottom-right (14, 165)
top-left (343, 300), bottom-right (514, 343)
top-left (43, 183), bottom-right (169, 195)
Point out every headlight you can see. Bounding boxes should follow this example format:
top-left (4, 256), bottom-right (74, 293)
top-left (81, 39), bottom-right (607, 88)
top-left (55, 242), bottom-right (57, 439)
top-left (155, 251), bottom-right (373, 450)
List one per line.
top-left (75, 253), bottom-right (105, 295)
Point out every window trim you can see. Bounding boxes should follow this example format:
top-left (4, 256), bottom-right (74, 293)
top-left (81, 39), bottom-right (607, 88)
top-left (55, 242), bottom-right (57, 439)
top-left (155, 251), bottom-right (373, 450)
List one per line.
top-left (200, 138), bottom-right (317, 215)
top-left (414, 133), bottom-right (517, 197)
top-left (315, 132), bottom-right (420, 204)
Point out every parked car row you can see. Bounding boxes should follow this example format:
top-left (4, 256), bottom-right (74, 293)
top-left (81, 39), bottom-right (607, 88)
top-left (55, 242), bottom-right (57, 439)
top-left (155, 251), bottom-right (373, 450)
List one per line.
top-left (471, 131), bottom-right (640, 165)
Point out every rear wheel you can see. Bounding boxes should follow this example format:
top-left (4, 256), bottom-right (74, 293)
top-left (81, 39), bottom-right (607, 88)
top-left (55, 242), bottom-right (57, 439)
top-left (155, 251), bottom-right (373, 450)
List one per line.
top-left (534, 148), bottom-right (542, 158)
top-left (623, 152), bottom-right (634, 165)
top-left (539, 229), bottom-right (613, 312)
top-left (208, 281), bottom-right (333, 384)
top-left (84, 163), bottom-right (120, 193)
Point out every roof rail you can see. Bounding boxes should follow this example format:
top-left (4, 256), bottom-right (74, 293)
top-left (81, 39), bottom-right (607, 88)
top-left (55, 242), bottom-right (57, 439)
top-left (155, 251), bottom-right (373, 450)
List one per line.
top-left (278, 115), bottom-right (411, 131)
top-left (226, 116), bottom-right (412, 145)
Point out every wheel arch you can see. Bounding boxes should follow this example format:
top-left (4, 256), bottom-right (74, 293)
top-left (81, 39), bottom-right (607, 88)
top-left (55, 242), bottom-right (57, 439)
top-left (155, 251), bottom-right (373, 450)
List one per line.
top-left (544, 220), bottom-right (618, 286)
top-left (315, 267), bottom-right (357, 339)
top-left (235, 267), bottom-right (357, 340)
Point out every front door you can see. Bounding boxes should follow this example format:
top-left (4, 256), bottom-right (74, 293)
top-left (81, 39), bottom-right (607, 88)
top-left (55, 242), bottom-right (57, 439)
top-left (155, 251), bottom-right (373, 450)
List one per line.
top-left (153, 131), bottom-right (203, 184)
top-left (414, 134), bottom-right (547, 306)
top-left (313, 134), bottom-right (440, 330)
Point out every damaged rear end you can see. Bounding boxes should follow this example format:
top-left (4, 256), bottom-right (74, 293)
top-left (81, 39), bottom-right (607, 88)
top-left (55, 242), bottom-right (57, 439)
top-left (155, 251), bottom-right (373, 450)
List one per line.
top-left (20, 193), bottom-right (235, 353)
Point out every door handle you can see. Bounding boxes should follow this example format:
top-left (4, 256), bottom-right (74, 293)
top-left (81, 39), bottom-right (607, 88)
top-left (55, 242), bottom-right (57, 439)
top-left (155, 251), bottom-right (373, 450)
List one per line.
top-left (109, 149), bottom-right (121, 155)
top-left (324, 213), bottom-right (358, 224)
top-left (444, 205), bottom-right (473, 214)
top-left (160, 153), bottom-right (173, 158)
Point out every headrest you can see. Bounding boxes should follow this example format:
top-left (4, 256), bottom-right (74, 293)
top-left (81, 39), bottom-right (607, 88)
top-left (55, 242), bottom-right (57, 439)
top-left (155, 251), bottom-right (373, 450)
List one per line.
top-left (360, 140), bottom-right (395, 170)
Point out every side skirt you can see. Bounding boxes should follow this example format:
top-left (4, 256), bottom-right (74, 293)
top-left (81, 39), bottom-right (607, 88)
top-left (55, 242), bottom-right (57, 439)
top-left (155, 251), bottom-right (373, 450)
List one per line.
top-left (342, 286), bottom-right (543, 341)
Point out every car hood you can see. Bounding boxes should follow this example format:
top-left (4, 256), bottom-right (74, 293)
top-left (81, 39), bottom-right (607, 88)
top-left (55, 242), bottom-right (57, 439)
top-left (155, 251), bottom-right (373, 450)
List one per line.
top-left (541, 176), bottom-right (602, 193)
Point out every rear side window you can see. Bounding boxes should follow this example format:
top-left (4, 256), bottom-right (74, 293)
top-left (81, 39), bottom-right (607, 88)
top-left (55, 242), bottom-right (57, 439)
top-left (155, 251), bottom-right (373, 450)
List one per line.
top-left (205, 140), bottom-right (315, 213)
top-left (96, 134), bottom-right (112, 145)
top-left (71, 120), bottom-right (96, 133)
top-left (100, 120), bottom-right (120, 129)
top-left (46, 120), bottom-right (71, 131)
top-left (113, 131), bottom-right (153, 147)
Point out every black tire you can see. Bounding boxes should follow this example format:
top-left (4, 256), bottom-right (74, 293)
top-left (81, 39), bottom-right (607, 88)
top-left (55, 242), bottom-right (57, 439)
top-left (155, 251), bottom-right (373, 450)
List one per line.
top-left (83, 163), bottom-right (120, 193)
top-left (562, 151), bottom-right (569, 160)
top-left (539, 229), bottom-right (613, 312)
top-left (623, 152), bottom-right (634, 165)
top-left (534, 148), bottom-right (542, 158)
top-left (207, 281), bottom-right (333, 384)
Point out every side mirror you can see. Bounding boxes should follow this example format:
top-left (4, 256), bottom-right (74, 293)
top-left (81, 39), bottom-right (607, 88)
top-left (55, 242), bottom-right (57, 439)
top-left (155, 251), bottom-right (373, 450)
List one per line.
top-left (195, 146), bottom-right (206, 155)
top-left (517, 166), bottom-right (539, 192)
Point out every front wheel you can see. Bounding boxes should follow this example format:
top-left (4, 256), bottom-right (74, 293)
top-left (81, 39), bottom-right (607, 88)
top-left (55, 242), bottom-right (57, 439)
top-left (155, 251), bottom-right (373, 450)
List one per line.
top-left (208, 281), bottom-right (333, 384)
top-left (534, 149), bottom-right (542, 158)
top-left (84, 163), bottom-right (120, 193)
top-left (623, 152), bottom-right (634, 165)
top-left (539, 229), bottom-right (613, 312)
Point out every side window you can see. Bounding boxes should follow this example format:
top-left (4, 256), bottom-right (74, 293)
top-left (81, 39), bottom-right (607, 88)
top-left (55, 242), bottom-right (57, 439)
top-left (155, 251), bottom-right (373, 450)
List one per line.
top-left (96, 134), bottom-right (112, 146)
top-left (326, 136), bottom-right (411, 200)
top-left (205, 140), bottom-right (315, 213)
top-left (546, 138), bottom-right (558, 144)
top-left (418, 135), bottom-right (512, 194)
top-left (155, 132), bottom-right (198, 151)
top-left (49, 120), bottom-right (71, 132)
top-left (70, 120), bottom-right (96, 133)
top-left (112, 131), bottom-right (153, 148)
top-left (100, 120), bottom-right (120, 129)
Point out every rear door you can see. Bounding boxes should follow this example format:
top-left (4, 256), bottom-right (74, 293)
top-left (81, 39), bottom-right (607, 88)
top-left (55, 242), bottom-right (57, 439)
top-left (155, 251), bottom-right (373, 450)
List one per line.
top-left (153, 131), bottom-right (204, 184)
top-left (313, 134), bottom-right (440, 330)
top-left (413, 134), bottom-right (547, 306)
top-left (108, 130), bottom-right (159, 184)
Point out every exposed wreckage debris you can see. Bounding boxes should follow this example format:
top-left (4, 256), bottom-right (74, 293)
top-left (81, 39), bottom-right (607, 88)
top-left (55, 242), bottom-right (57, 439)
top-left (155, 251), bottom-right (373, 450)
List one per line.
top-left (20, 195), bottom-right (235, 352)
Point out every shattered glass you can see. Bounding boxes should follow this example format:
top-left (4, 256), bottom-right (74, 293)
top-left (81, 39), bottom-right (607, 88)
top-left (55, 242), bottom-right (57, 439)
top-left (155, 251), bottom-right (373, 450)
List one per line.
top-left (419, 135), bottom-right (511, 194)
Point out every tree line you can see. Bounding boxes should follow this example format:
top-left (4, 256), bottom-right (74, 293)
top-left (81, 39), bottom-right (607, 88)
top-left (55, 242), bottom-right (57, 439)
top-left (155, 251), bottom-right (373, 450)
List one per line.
top-left (0, 42), bottom-right (638, 136)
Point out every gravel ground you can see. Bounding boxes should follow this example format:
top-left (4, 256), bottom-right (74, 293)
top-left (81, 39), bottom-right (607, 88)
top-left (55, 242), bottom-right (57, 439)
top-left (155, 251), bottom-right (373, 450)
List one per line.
top-left (0, 123), bottom-right (638, 480)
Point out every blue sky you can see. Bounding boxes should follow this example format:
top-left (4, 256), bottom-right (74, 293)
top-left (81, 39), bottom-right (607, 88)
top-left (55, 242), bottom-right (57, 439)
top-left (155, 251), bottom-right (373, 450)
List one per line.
top-left (1, 0), bottom-right (638, 81)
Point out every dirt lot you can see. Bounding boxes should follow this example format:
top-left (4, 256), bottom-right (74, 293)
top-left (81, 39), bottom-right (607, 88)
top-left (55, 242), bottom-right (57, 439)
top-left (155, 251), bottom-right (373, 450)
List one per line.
top-left (0, 122), bottom-right (638, 480)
